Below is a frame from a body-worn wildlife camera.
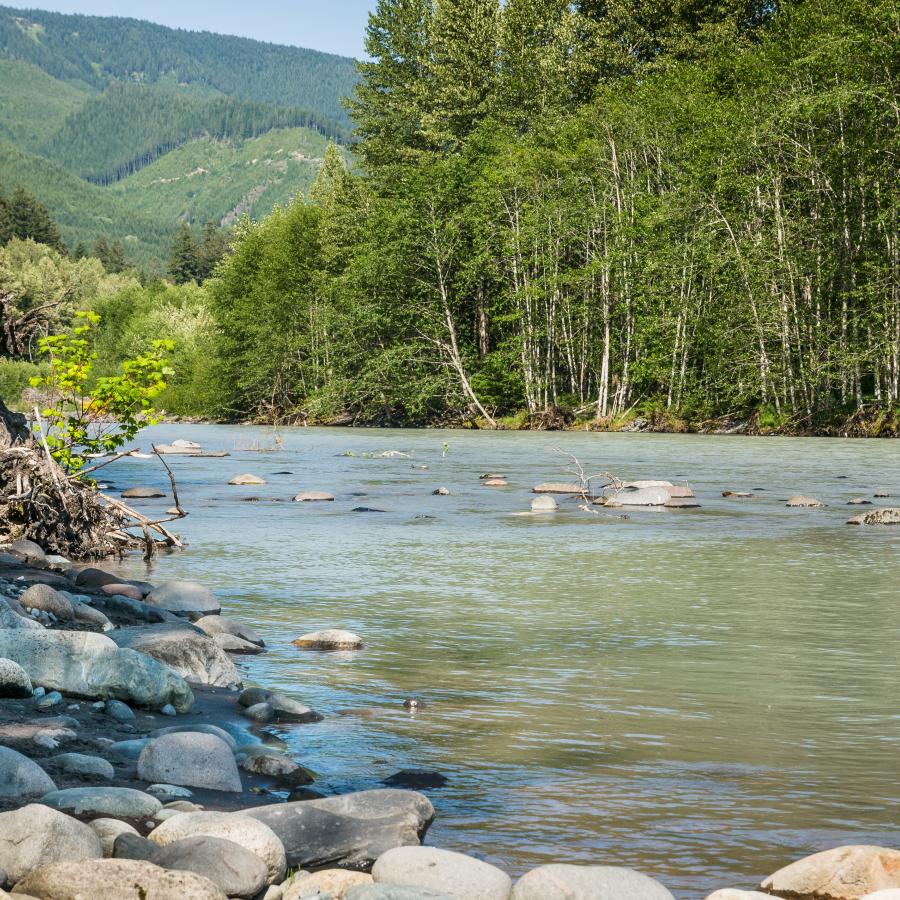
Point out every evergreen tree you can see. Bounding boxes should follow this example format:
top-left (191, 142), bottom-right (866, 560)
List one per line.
top-left (105, 239), bottom-right (127, 273)
top-left (72, 241), bottom-right (89, 260)
top-left (0, 185), bottom-right (11, 246)
top-left (8, 187), bottom-right (65, 252)
top-left (197, 222), bottom-right (231, 281)
top-left (168, 222), bottom-right (202, 284)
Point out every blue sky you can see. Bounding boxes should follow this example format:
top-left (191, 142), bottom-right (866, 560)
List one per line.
top-left (15, 1), bottom-right (377, 57)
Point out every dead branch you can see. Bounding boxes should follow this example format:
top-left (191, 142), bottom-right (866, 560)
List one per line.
top-left (552, 448), bottom-right (624, 512)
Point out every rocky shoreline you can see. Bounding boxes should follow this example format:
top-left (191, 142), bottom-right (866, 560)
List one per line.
top-left (0, 539), bottom-right (897, 900)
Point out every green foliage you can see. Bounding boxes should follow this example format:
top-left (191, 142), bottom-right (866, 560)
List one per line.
top-left (0, 356), bottom-right (45, 407)
top-left (0, 183), bottom-right (65, 252)
top-left (30, 310), bottom-right (174, 473)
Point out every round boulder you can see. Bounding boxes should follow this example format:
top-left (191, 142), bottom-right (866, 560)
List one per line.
top-left (285, 870), bottom-right (373, 900)
top-left (149, 811), bottom-right (286, 884)
top-left (138, 732), bottom-right (242, 793)
top-left (121, 486), bottom-right (166, 499)
top-left (0, 657), bottom-right (33, 698)
top-left (101, 583), bottom-right (144, 600)
top-left (0, 746), bottom-right (57, 798)
top-left (19, 584), bottom-right (75, 620)
top-left (90, 818), bottom-right (140, 857)
top-left (146, 581), bottom-right (221, 618)
top-left (293, 629), bottom-right (363, 651)
top-left (373, 847), bottom-right (511, 900)
top-left (0, 803), bottom-right (102, 883)
top-left (531, 495), bottom-right (558, 512)
top-left (47, 753), bottom-right (115, 780)
top-left (153, 835), bottom-right (269, 899)
top-left (74, 567), bottom-right (121, 589)
top-left (14, 858), bottom-right (227, 900)
top-left (194, 615), bottom-right (264, 648)
top-left (512, 865), bottom-right (675, 900)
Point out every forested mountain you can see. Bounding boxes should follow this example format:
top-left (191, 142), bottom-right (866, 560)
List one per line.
top-left (0, 5), bottom-right (356, 125)
top-left (0, 6), bottom-right (357, 268)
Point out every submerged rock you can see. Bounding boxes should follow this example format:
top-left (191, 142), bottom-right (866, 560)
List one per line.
top-left (244, 789), bottom-right (434, 871)
top-left (293, 491), bottom-right (335, 502)
top-left (761, 845), bottom-right (900, 900)
top-left (122, 486), bottom-right (166, 499)
top-left (229, 473), bottom-right (267, 485)
top-left (847, 497), bottom-right (872, 505)
top-left (195, 615), bottom-right (264, 647)
top-left (512, 864), bottom-right (675, 900)
top-left (847, 507), bottom-right (900, 526)
top-left (0, 630), bottom-right (194, 712)
top-left (382, 770), bottom-right (448, 789)
top-left (532, 482), bottom-right (584, 494)
top-left (146, 581), bottom-right (221, 619)
top-left (373, 847), bottom-right (511, 900)
top-left (531, 496), bottom-right (559, 513)
top-left (786, 495), bottom-right (826, 508)
top-left (293, 629), bottom-right (363, 651)
top-left (0, 804), bottom-right (102, 883)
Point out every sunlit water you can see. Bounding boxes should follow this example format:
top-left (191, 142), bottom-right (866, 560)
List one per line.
top-left (107, 425), bottom-right (899, 898)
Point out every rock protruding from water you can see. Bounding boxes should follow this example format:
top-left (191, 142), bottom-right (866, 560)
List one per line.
top-left (149, 811), bottom-right (286, 884)
top-left (138, 732), bottom-right (243, 794)
top-left (531, 495), bottom-right (559, 512)
top-left (0, 630), bottom-right (194, 712)
top-left (847, 507), bottom-right (900, 526)
top-left (786, 495), bottom-right (826, 508)
top-left (293, 629), bottom-right (363, 651)
top-left (761, 845), bottom-right (900, 900)
top-left (229, 474), bottom-right (267, 486)
top-left (532, 483), bottom-right (584, 494)
top-left (0, 803), bottom-right (102, 883)
top-left (603, 487), bottom-right (671, 507)
top-left (195, 615), bottom-right (264, 648)
top-left (512, 864), bottom-right (675, 899)
top-left (244, 789), bottom-right (434, 871)
top-left (122, 486), bottom-right (166, 499)
top-left (146, 581), bottom-right (222, 619)
top-left (15, 858), bottom-right (228, 900)
top-left (293, 491), bottom-right (336, 502)
top-left (373, 846), bottom-right (511, 900)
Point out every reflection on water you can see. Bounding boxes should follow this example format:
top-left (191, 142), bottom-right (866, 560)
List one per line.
top-left (109, 426), bottom-right (900, 898)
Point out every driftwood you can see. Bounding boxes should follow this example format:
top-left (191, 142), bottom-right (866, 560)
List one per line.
top-left (0, 400), bottom-right (186, 559)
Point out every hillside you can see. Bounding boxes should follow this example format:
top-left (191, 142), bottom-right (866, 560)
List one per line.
top-left (0, 5), bottom-right (357, 126)
top-left (0, 5), bottom-right (358, 270)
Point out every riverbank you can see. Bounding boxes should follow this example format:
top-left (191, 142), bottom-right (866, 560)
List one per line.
top-left (0, 535), bottom-right (898, 899)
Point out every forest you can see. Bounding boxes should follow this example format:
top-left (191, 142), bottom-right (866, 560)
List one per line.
top-left (1, 0), bottom-right (898, 435)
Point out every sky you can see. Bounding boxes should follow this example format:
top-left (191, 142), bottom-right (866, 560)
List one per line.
top-left (12, 1), bottom-right (377, 58)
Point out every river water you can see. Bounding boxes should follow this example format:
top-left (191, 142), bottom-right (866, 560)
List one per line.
top-left (107, 425), bottom-right (899, 898)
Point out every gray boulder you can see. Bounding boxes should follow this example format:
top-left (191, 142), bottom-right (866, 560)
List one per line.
top-left (847, 507), bottom-right (900, 526)
top-left (0, 596), bottom-right (43, 630)
top-left (237, 687), bottom-right (320, 723)
top-left (106, 699), bottom-right (135, 722)
top-left (148, 724), bottom-right (237, 750)
top-left (0, 629), bottom-right (194, 712)
top-left (146, 581), bottom-right (221, 619)
top-left (19, 584), bottom-right (75, 620)
top-left (245, 789), bottom-right (434, 870)
top-left (511, 865), bottom-right (675, 900)
top-left (373, 847), bottom-right (511, 899)
top-left (5, 538), bottom-right (47, 566)
top-left (74, 567), bottom-right (121, 588)
top-left (138, 732), bottom-right (243, 793)
top-left (215, 633), bottom-right (265, 654)
top-left (72, 601), bottom-right (113, 629)
top-left (47, 753), bottom-right (115, 780)
top-left (603, 487), bottom-right (671, 507)
top-left (149, 811), bottom-right (286, 884)
top-left (90, 818), bottom-right (140, 857)
top-left (109, 622), bottom-right (241, 689)
top-left (90, 592), bottom-right (179, 624)
top-left (153, 836), bottom-right (270, 898)
top-left (531, 495), bottom-right (559, 512)
top-left (0, 656), bottom-right (33, 697)
top-left (195, 615), bottom-right (264, 647)
top-left (14, 858), bottom-right (227, 900)
top-left (106, 738), bottom-right (149, 763)
top-left (0, 746), bottom-right (57, 798)
top-left (122, 486), bottom-right (166, 499)
top-left (41, 786), bottom-right (163, 818)
top-left (0, 803), bottom-right (102, 883)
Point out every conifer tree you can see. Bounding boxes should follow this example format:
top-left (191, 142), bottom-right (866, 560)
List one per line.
top-left (168, 222), bottom-right (202, 284)
top-left (0, 185), bottom-right (11, 247)
top-left (9, 187), bottom-right (65, 253)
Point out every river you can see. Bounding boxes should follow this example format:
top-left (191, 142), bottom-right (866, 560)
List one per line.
top-left (106, 425), bottom-right (899, 898)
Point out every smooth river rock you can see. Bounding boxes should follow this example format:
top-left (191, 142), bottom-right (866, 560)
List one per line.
top-left (41, 787), bottom-right (163, 818)
top-left (761, 846), bottom-right (900, 899)
top-left (19, 585), bottom-right (75, 620)
top-left (14, 858), bottom-right (227, 900)
top-left (237, 687), bottom-right (320, 722)
top-left (531, 496), bottom-right (559, 512)
top-left (512, 865), bottom-right (675, 900)
top-left (229, 473), bottom-right (267, 485)
top-left (195, 615), bottom-right (264, 647)
top-left (0, 630), bottom-right (194, 712)
top-left (373, 846), bottom-right (512, 900)
top-left (47, 752), bottom-right (115, 780)
top-left (122, 486), bottom-right (166, 499)
top-left (138, 732), bottom-right (242, 793)
top-left (90, 818), bottom-right (140, 856)
top-left (244, 789), bottom-right (434, 871)
top-left (145, 581), bottom-right (221, 619)
top-left (0, 804), bottom-right (102, 883)
top-left (109, 622), bottom-right (241, 689)
top-left (532, 482), bottom-right (584, 494)
top-left (0, 746), bottom-right (57, 798)
top-left (284, 870), bottom-right (373, 900)
top-left (603, 487), bottom-right (671, 507)
top-left (149, 811), bottom-right (286, 884)
top-left (292, 629), bottom-right (363, 651)
top-left (293, 491), bottom-right (335, 502)
top-left (786, 495), bottom-right (826, 508)
top-left (0, 657), bottom-right (34, 697)
top-left (153, 835), bottom-right (270, 898)
top-left (346, 888), bottom-right (453, 900)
